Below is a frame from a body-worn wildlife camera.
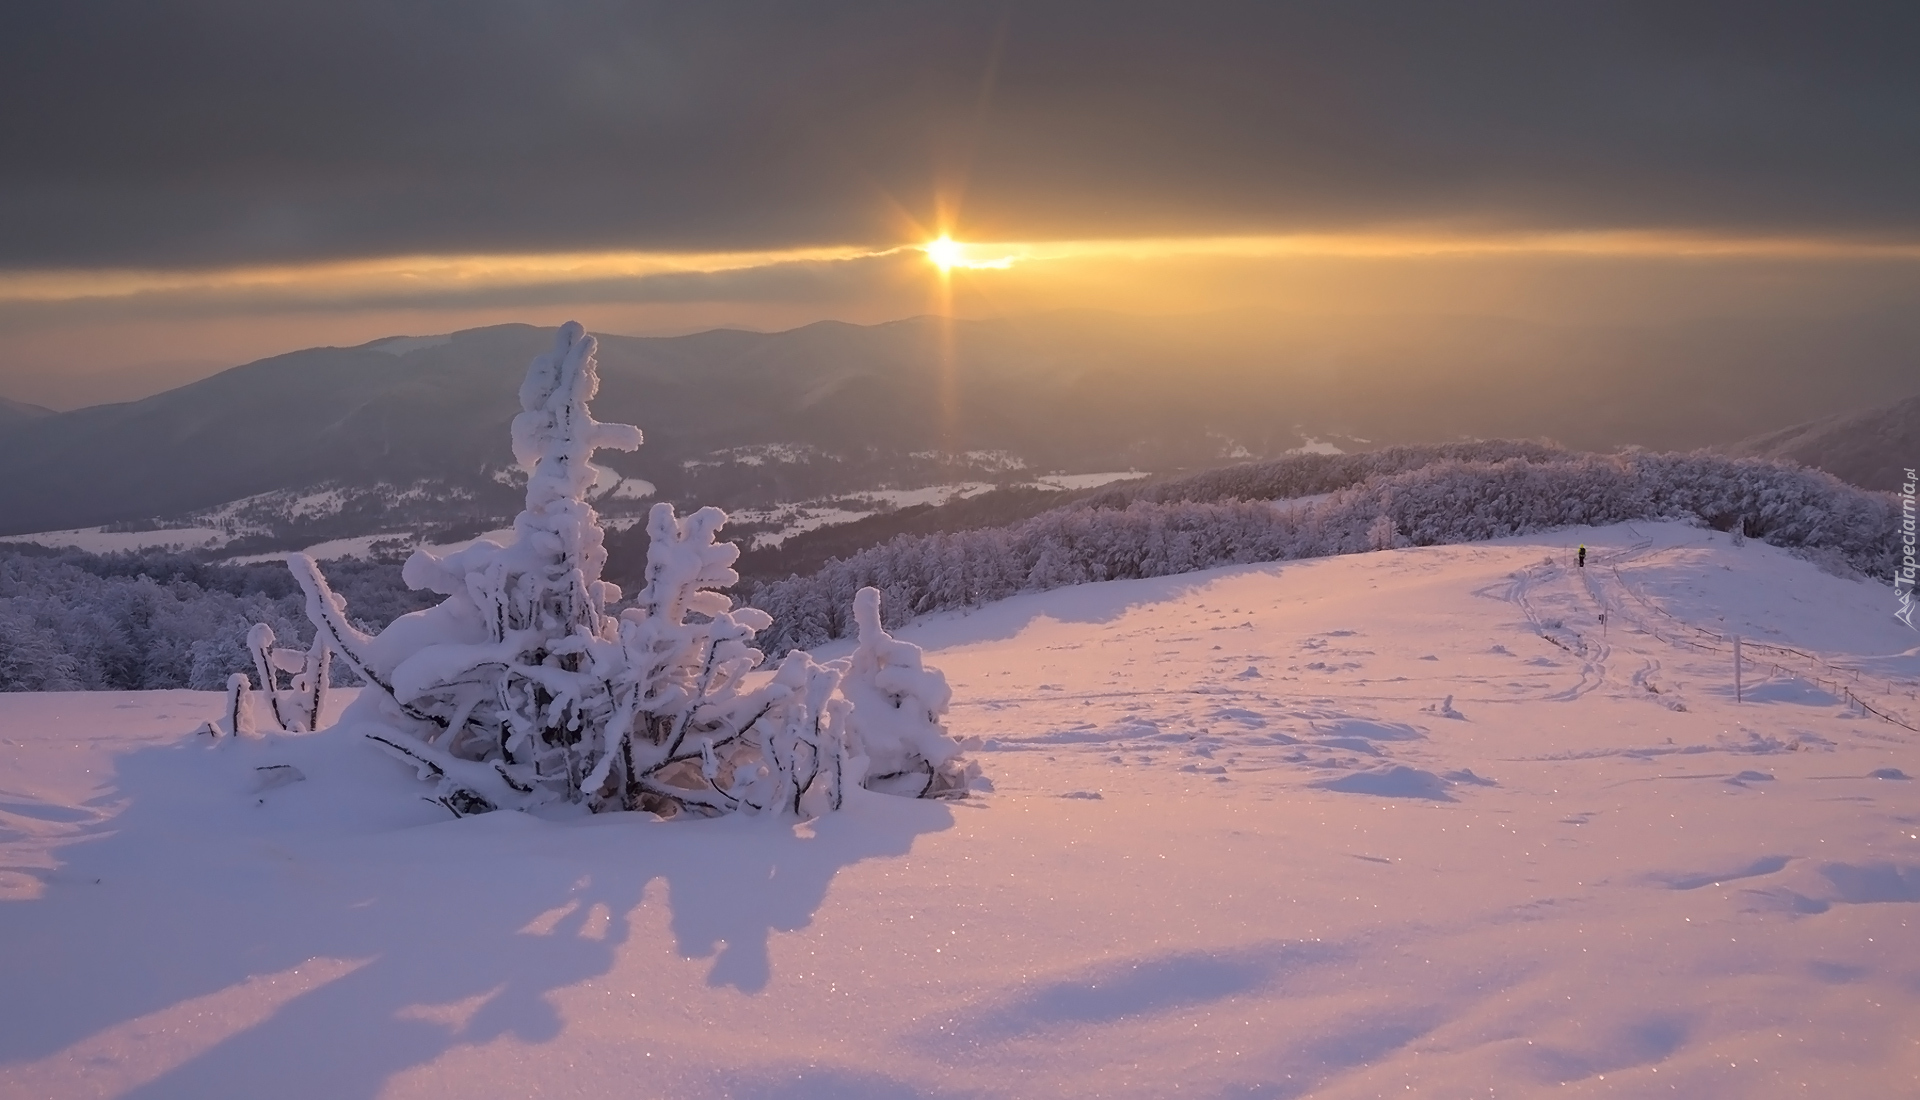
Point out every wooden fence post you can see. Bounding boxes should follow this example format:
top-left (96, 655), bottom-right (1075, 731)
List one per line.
top-left (1733, 635), bottom-right (1742, 704)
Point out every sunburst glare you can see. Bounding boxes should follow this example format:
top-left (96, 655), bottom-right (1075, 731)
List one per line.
top-left (922, 235), bottom-right (1016, 271)
top-left (924, 235), bottom-right (963, 271)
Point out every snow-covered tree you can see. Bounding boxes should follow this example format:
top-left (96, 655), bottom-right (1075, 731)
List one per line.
top-left (252, 322), bottom-right (969, 818)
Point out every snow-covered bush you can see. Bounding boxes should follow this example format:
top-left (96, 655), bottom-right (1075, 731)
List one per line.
top-left (236, 323), bottom-right (969, 818)
top-left (838, 586), bottom-right (965, 797)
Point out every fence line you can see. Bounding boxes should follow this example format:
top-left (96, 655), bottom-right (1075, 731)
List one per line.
top-left (1588, 559), bottom-right (1918, 734)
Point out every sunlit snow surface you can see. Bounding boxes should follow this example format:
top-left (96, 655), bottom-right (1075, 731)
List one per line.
top-left (3, 521), bottom-right (1917, 1098)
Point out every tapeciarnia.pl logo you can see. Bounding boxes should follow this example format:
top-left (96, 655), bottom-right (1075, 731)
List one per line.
top-left (1898, 466), bottom-right (1917, 629)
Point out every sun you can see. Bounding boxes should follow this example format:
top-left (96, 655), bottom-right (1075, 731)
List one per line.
top-left (921, 235), bottom-right (1017, 271)
top-left (925, 235), bottom-right (964, 271)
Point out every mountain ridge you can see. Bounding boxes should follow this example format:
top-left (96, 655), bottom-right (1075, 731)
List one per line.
top-left (4, 308), bottom-right (1914, 539)
top-left (1721, 391), bottom-right (1920, 492)
top-left (0, 314), bottom-right (1346, 536)
top-left (0, 395), bottom-right (54, 425)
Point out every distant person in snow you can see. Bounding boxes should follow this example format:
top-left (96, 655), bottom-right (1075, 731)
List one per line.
top-left (1577, 545), bottom-right (1587, 568)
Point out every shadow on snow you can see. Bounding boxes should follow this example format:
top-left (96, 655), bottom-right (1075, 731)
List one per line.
top-left (0, 726), bottom-right (952, 1098)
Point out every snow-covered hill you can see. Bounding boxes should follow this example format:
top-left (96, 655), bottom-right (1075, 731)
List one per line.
top-left (2, 521), bottom-right (1915, 1097)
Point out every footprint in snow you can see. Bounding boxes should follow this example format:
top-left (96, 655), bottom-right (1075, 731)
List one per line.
top-left (1309, 717), bottom-right (1426, 742)
top-left (1311, 737), bottom-right (1383, 756)
top-left (1648, 855), bottom-right (1791, 891)
top-left (1208, 707), bottom-right (1268, 727)
top-left (1821, 862), bottom-right (1920, 903)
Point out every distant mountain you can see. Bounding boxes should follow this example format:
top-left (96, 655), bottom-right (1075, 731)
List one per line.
top-left (0, 315), bottom-right (1363, 538)
top-left (4, 308), bottom-right (1914, 541)
top-left (0, 396), bottom-right (53, 426)
top-left (1722, 393), bottom-right (1919, 492)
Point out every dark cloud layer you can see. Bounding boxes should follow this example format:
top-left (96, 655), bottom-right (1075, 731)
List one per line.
top-left (3, 1), bottom-right (1917, 267)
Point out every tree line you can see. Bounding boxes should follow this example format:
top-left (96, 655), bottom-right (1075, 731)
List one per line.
top-left (0, 547), bottom-right (432, 691)
top-left (747, 449), bottom-right (1897, 654)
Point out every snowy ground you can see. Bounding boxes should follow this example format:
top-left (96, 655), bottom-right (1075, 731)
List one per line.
top-left (3, 521), bottom-right (1917, 1098)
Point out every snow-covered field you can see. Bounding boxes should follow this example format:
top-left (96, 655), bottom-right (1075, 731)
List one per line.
top-left (222, 528), bottom-right (521, 567)
top-left (3, 521), bottom-right (1917, 1098)
top-left (0, 525), bottom-right (230, 555)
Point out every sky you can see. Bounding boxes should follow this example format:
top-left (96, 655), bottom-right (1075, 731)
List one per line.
top-left (2, 1), bottom-right (1917, 410)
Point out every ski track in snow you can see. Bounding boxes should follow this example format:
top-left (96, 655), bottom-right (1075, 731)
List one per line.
top-left (3, 520), bottom-right (1919, 1098)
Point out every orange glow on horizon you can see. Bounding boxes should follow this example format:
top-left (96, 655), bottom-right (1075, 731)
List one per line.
top-left (2, 228), bottom-right (1916, 308)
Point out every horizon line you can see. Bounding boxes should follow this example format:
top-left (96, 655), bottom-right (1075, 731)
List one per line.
top-left (6, 229), bottom-right (1920, 307)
